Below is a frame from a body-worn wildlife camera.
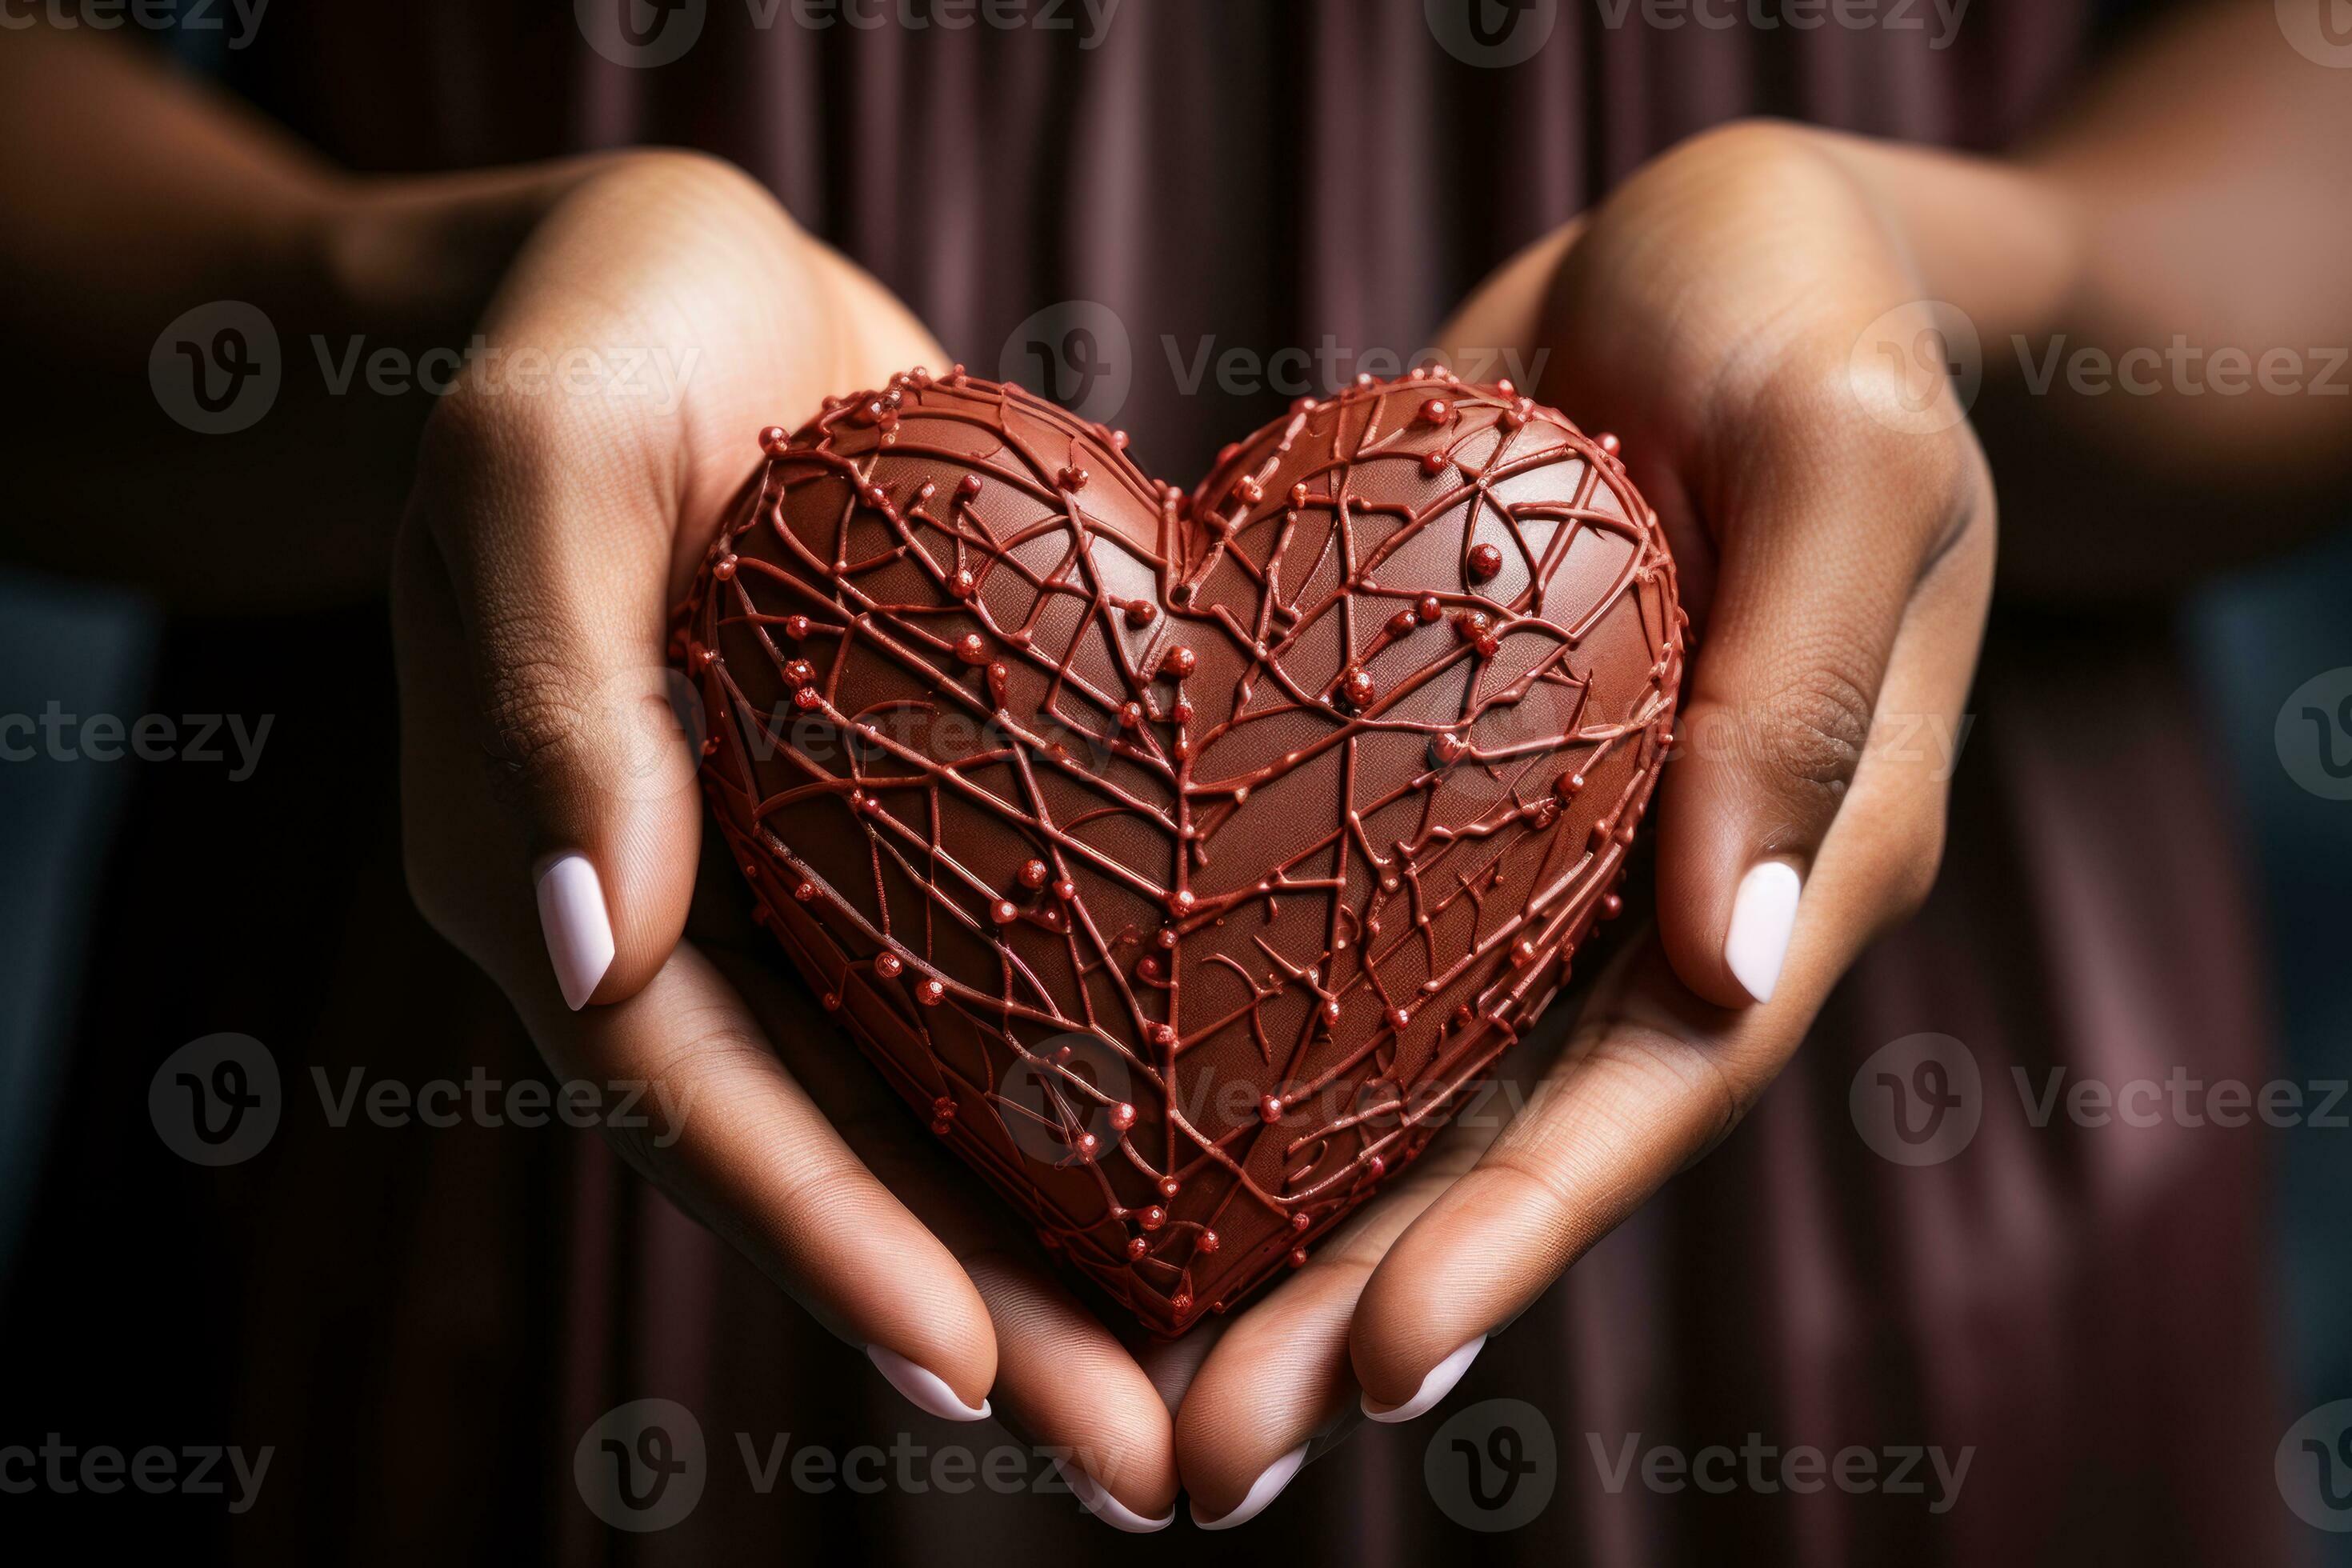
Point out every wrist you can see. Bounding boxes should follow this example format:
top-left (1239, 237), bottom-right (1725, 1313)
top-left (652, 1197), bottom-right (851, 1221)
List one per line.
top-left (315, 163), bottom-right (602, 348)
top-left (1806, 126), bottom-right (2087, 350)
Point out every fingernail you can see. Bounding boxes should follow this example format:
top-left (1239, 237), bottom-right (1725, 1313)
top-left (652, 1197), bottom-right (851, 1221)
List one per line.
top-left (534, 852), bottom-right (615, 1011)
top-left (1051, 1457), bottom-right (1174, 1533)
top-left (865, 1345), bottom-right (991, 1422)
top-left (1725, 859), bottom-right (1802, 1004)
top-left (1191, 1442), bottom-right (1310, 1531)
top-left (1361, 1334), bottom-right (1487, 1424)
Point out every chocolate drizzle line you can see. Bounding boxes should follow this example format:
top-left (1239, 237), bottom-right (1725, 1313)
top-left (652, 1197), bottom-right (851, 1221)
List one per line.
top-left (678, 368), bottom-right (1684, 1334)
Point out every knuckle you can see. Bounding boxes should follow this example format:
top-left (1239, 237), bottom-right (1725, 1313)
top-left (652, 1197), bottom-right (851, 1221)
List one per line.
top-left (475, 630), bottom-right (594, 786)
top-left (486, 686), bottom-right (588, 783)
top-left (1754, 660), bottom-right (1877, 809)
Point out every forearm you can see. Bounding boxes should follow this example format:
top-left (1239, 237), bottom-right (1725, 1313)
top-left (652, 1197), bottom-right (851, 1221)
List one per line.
top-left (1820, 0), bottom-right (2352, 597)
top-left (0, 29), bottom-right (598, 608)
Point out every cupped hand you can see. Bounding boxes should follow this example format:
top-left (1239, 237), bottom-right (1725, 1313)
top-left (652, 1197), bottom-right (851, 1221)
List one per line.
top-left (1172, 120), bottom-right (1998, 1526)
top-left (388, 151), bottom-right (1180, 1526)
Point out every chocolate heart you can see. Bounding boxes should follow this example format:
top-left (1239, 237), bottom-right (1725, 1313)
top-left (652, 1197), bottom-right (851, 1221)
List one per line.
top-left (681, 370), bottom-right (1682, 1334)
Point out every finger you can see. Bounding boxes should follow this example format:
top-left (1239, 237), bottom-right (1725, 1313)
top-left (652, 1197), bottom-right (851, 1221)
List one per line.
top-left (543, 945), bottom-right (1005, 1411)
top-left (404, 370), bottom-right (707, 1012)
top-left (709, 943), bottom-right (1183, 1531)
top-left (1350, 511), bottom-right (1993, 1409)
top-left (1655, 378), bottom-right (1990, 1006)
top-left (1174, 1143), bottom-right (1477, 1529)
top-left (972, 1262), bottom-right (1179, 1531)
top-left (398, 528), bottom-right (999, 1413)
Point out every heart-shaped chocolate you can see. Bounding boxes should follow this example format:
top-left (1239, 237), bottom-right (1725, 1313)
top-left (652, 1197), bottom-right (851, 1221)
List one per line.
top-left (681, 370), bottom-right (1682, 1334)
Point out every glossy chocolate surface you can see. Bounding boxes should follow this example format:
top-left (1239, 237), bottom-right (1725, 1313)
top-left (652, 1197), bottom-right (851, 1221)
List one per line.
top-left (682, 369), bottom-right (1682, 1333)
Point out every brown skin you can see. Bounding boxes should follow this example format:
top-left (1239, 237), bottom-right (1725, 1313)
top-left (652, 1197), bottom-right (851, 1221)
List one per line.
top-left (5, 0), bottom-right (2347, 1528)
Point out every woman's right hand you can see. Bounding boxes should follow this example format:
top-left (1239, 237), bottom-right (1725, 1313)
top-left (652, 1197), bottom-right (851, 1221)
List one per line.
top-left (388, 151), bottom-right (1181, 1527)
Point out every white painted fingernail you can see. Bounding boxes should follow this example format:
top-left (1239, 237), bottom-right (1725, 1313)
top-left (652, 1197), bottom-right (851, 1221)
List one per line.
top-left (1725, 860), bottom-right (1802, 1004)
top-left (534, 853), bottom-right (615, 1011)
top-left (1192, 1442), bottom-right (1310, 1531)
top-left (865, 1345), bottom-right (991, 1422)
top-left (1051, 1457), bottom-right (1173, 1532)
top-left (1361, 1334), bottom-right (1487, 1424)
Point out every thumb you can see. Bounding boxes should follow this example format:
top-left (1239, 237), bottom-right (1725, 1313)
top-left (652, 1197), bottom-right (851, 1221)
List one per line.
top-left (410, 386), bottom-right (706, 1011)
top-left (1654, 382), bottom-right (1984, 1008)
